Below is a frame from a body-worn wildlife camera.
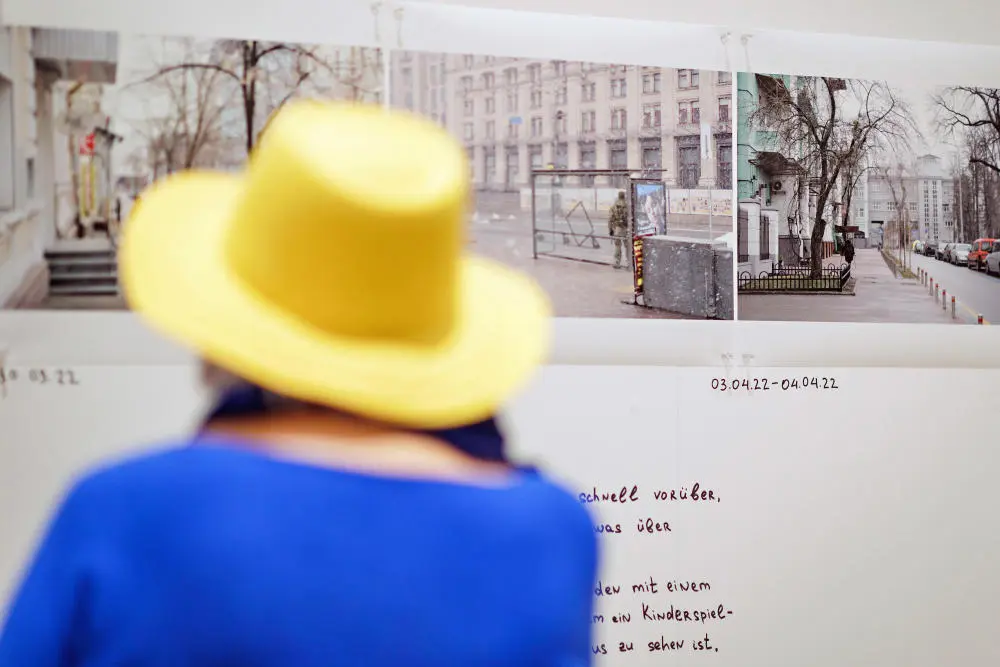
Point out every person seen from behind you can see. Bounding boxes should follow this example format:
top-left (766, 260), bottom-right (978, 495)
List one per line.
top-left (608, 190), bottom-right (630, 269)
top-left (843, 235), bottom-right (856, 264)
top-left (0, 100), bottom-right (598, 667)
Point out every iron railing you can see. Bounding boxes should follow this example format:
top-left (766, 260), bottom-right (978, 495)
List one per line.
top-left (738, 263), bottom-right (851, 293)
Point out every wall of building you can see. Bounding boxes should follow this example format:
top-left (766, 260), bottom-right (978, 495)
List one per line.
top-left (0, 26), bottom-right (47, 307)
top-left (862, 158), bottom-right (957, 245)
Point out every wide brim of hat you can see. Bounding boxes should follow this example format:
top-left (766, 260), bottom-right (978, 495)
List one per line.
top-left (119, 171), bottom-right (552, 429)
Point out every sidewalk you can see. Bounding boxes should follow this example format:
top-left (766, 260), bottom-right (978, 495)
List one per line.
top-left (738, 248), bottom-right (958, 324)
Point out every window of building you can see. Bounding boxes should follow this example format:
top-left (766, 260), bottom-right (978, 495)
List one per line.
top-left (507, 120), bottom-right (520, 139)
top-left (760, 217), bottom-right (771, 260)
top-left (504, 67), bottom-right (518, 85)
top-left (581, 82), bottom-right (596, 101)
top-left (718, 71), bottom-right (732, 85)
top-left (678, 69), bottom-right (699, 89)
top-left (531, 89), bottom-right (543, 109)
top-left (485, 55), bottom-right (495, 64)
top-left (871, 182), bottom-right (880, 192)
top-left (642, 103), bottom-right (661, 128)
top-left (611, 108), bottom-right (627, 130)
top-left (641, 144), bottom-right (661, 171)
top-left (528, 64), bottom-right (542, 83)
top-left (611, 78), bottom-right (627, 98)
top-left (531, 116), bottom-right (543, 137)
top-left (529, 145), bottom-right (544, 169)
top-left (401, 67), bottom-right (412, 84)
top-left (642, 72), bottom-right (661, 94)
top-left (464, 123), bottom-right (474, 141)
top-left (460, 75), bottom-right (473, 91)
top-left (552, 60), bottom-right (567, 77)
top-left (24, 156), bottom-right (34, 200)
top-left (485, 96), bottom-right (495, 114)
top-left (716, 142), bottom-right (731, 189)
top-left (486, 120), bottom-right (495, 139)
top-left (579, 143), bottom-right (596, 185)
top-left (506, 91), bottom-right (519, 112)
top-left (609, 145), bottom-right (628, 172)
top-left (718, 96), bottom-right (731, 122)
top-left (483, 72), bottom-right (494, 89)
top-left (554, 110), bottom-right (567, 135)
top-left (464, 99), bottom-right (474, 116)
top-left (430, 94), bottom-right (438, 112)
top-left (678, 100), bottom-right (700, 124)
top-left (404, 91), bottom-right (414, 108)
top-left (581, 110), bottom-right (596, 133)
top-left (555, 86), bottom-right (567, 105)
top-left (464, 54), bottom-right (474, 68)
top-left (430, 65), bottom-right (439, 86)
top-left (738, 209), bottom-right (749, 262)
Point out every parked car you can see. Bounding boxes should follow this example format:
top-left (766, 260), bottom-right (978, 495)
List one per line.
top-left (950, 243), bottom-right (972, 266)
top-left (968, 238), bottom-right (996, 271)
top-left (914, 240), bottom-right (925, 254)
top-left (937, 243), bottom-right (954, 261)
top-left (924, 241), bottom-right (938, 257)
top-left (985, 247), bottom-right (1000, 276)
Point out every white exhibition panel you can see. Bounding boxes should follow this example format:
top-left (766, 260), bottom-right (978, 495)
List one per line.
top-left (506, 365), bottom-right (999, 665)
top-left (5, 312), bottom-right (1000, 369)
top-left (5, 0), bottom-right (1000, 87)
top-left (1, 345), bottom-right (998, 665)
top-left (0, 364), bottom-right (205, 604)
top-left (397, 0), bottom-right (1000, 51)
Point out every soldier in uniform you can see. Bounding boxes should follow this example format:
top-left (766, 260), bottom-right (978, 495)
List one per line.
top-left (608, 190), bottom-right (630, 269)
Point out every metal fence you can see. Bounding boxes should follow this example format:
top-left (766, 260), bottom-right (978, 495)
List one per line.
top-left (530, 168), bottom-right (733, 267)
top-left (738, 263), bottom-right (852, 293)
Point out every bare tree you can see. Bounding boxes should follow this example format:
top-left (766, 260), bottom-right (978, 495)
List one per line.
top-left (749, 76), bottom-right (916, 276)
top-left (124, 37), bottom-right (237, 175)
top-left (935, 87), bottom-right (1000, 174)
top-left (134, 39), bottom-right (382, 156)
top-left (879, 160), bottom-right (914, 271)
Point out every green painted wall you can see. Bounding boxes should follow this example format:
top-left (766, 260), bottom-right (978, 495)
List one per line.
top-left (736, 72), bottom-right (793, 202)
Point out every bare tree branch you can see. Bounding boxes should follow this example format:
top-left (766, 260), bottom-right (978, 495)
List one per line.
top-left (748, 74), bottom-right (917, 276)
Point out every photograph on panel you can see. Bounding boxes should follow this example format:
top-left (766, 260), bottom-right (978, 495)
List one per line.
top-left (390, 53), bottom-right (735, 320)
top-left (0, 26), bottom-right (383, 311)
top-left (736, 72), bottom-right (1000, 325)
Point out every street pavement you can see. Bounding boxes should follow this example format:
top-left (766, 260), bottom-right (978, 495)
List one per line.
top-left (738, 248), bottom-right (960, 324)
top-left (908, 251), bottom-right (1000, 324)
top-left (468, 190), bottom-right (716, 319)
top-left (469, 214), bottom-right (689, 319)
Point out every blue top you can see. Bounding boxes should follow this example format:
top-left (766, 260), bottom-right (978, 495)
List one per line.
top-left (0, 440), bottom-right (597, 667)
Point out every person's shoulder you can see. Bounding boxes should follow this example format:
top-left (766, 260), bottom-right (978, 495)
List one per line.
top-left (64, 442), bottom-right (225, 506)
top-left (510, 472), bottom-right (597, 543)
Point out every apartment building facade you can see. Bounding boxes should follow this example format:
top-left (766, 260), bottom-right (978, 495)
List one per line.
top-left (390, 52), bottom-right (733, 191)
top-left (853, 154), bottom-right (956, 246)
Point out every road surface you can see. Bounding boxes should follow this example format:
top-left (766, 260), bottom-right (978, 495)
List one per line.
top-left (908, 251), bottom-right (1000, 324)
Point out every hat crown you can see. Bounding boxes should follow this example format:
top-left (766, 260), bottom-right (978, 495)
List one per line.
top-left (223, 101), bottom-right (469, 346)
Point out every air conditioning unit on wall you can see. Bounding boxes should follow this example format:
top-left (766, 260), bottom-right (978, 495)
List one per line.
top-left (771, 181), bottom-right (784, 192)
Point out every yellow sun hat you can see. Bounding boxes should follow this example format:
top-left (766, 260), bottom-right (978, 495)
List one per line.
top-left (118, 99), bottom-right (552, 429)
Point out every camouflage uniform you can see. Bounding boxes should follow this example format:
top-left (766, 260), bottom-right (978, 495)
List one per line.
top-left (608, 193), bottom-right (631, 268)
